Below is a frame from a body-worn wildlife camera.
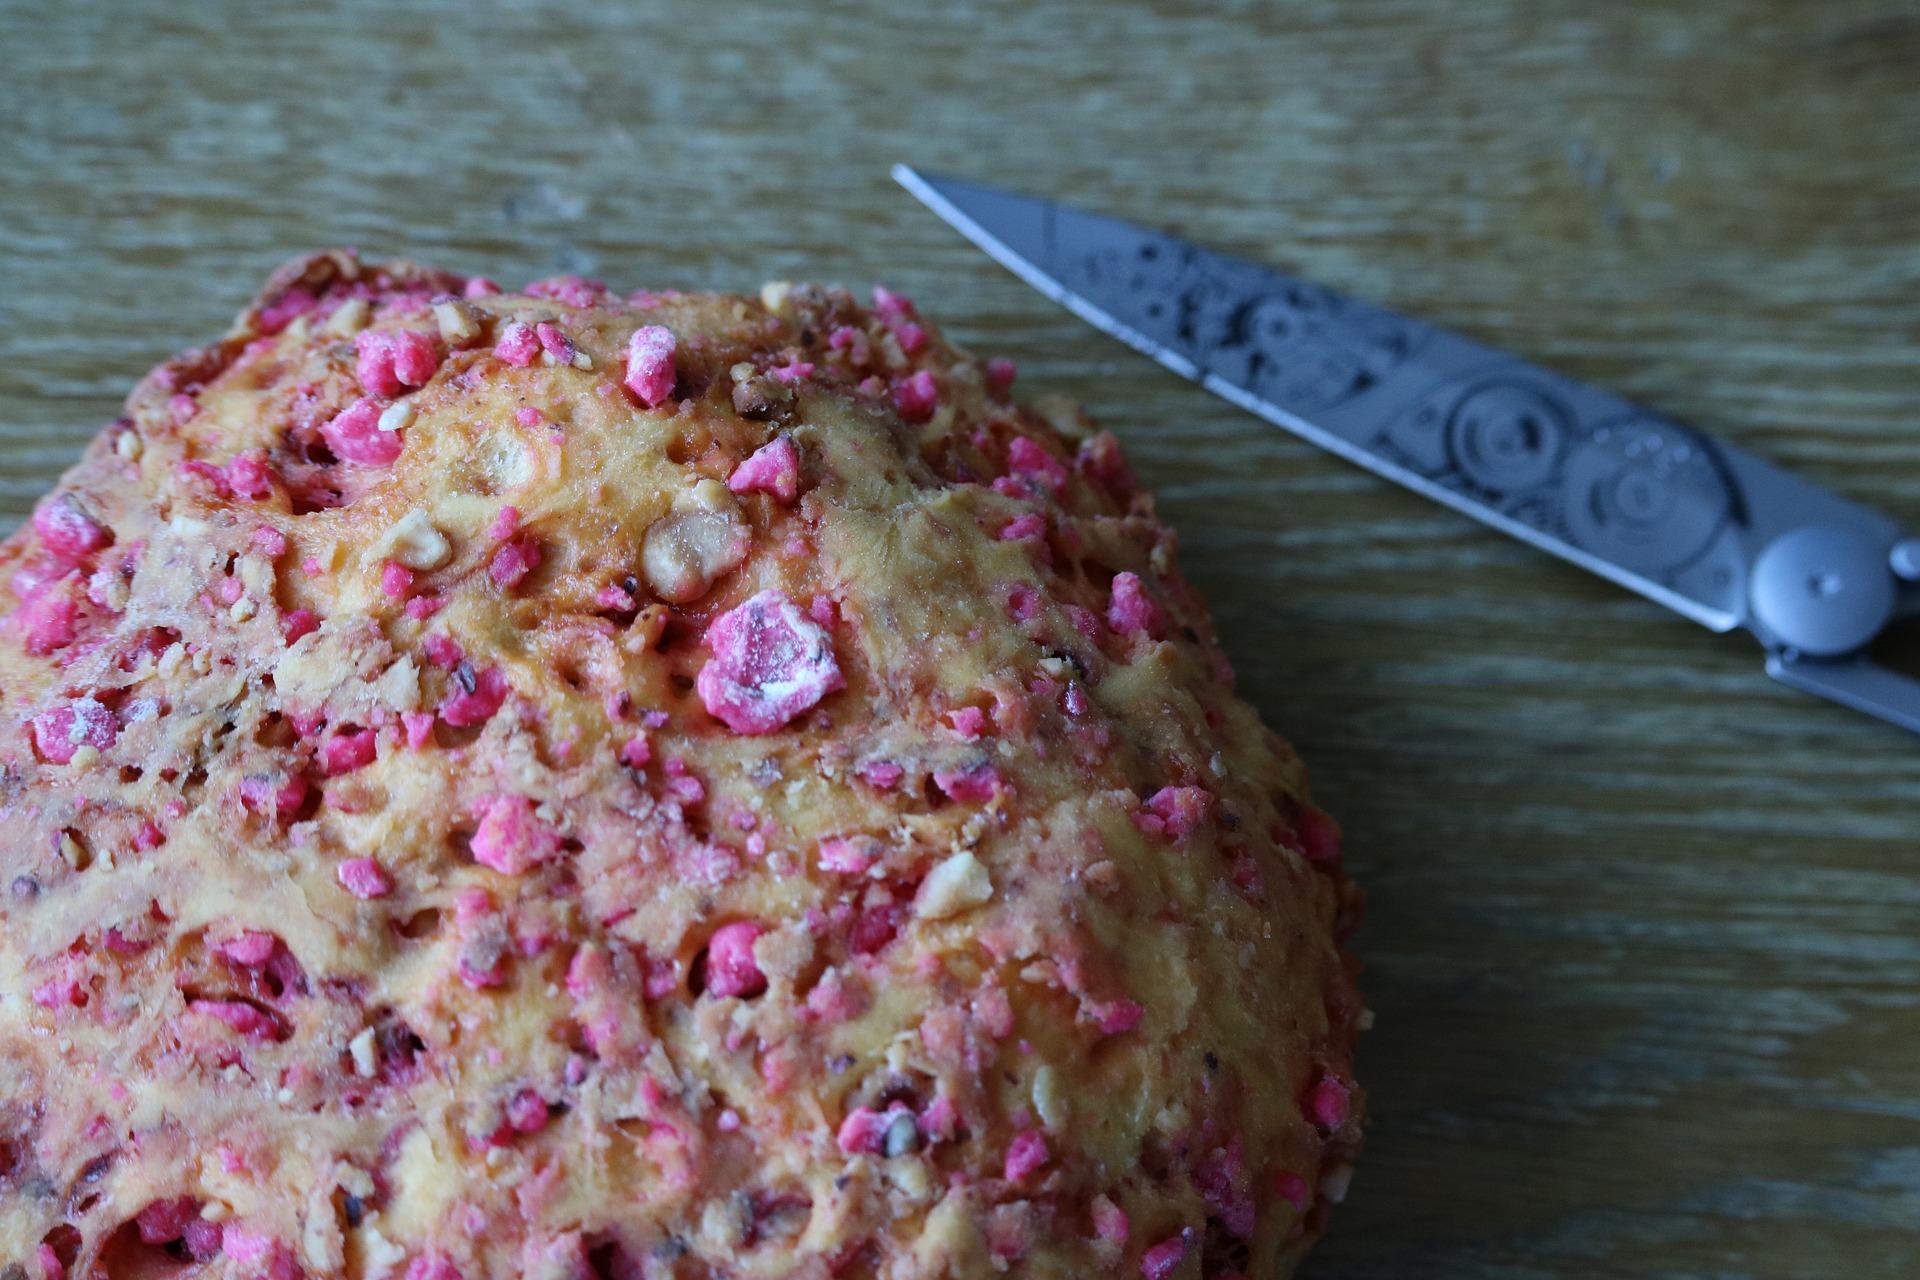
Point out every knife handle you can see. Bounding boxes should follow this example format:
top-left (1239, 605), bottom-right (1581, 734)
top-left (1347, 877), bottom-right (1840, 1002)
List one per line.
top-left (1768, 653), bottom-right (1920, 736)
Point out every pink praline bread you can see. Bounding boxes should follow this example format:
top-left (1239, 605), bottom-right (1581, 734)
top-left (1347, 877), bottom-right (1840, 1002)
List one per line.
top-left (0, 252), bottom-right (1363, 1279)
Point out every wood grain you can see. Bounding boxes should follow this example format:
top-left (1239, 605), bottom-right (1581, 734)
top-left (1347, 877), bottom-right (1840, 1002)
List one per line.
top-left (4, 1), bottom-right (1920, 1274)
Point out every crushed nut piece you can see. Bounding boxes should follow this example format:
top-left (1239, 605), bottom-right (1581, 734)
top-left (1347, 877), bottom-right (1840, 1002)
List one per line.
top-left (433, 298), bottom-right (482, 345)
top-left (917, 851), bottom-right (993, 919)
top-left (373, 510), bottom-right (452, 571)
top-left (348, 1027), bottom-right (378, 1077)
top-left (1033, 1065), bottom-right (1068, 1129)
top-left (642, 509), bottom-right (749, 604)
top-left (377, 401), bottom-right (416, 433)
top-left (325, 297), bottom-right (371, 337)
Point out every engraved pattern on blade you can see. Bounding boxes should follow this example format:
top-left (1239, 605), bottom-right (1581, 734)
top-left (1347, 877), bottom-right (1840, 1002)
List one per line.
top-left (1047, 202), bottom-right (1758, 617)
top-left (1065, 228), bottom-right (1423, 413)
top-left (1377, 371), bottom-right (1741, 583)
top-left (1561, 416), bottom-right (1737, 575)
top-left (1448, 383), bottom-right (1571, 493)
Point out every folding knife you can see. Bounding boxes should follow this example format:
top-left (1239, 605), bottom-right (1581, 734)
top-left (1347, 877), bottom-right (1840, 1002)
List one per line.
top-left (895, 165), bottom-right (1920, 737)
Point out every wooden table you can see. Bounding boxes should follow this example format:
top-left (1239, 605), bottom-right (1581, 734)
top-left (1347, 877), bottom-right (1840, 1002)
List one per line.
top-left (4, 2), bottom-right (1919, 1275)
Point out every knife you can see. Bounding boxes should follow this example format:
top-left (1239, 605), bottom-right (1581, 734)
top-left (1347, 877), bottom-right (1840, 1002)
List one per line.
top-left (894, 165), bottom-right (1920, 738)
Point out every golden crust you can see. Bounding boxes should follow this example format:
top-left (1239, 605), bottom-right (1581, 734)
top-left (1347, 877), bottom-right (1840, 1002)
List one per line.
top-left (0, 254), bottom-right (1362, 1280)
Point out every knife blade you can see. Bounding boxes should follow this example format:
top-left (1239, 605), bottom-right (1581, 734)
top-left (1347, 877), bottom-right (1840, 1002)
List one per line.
top-left (894, 165), bottom-right (1920, 737)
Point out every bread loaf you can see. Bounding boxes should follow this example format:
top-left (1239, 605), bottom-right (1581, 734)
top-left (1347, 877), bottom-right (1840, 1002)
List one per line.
top-left (0, 252), bottom-right (1363, 1279)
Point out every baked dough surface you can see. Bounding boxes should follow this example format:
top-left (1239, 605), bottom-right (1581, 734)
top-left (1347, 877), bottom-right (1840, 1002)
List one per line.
top-left (0, 254), bottom-right (1363, 1280)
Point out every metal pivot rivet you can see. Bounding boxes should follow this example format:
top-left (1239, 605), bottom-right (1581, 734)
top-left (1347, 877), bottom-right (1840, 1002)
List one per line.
top-left (1748, 525), bottom-right (1898, 658)
top-left (1890, 537), bottom-right (1920, 583)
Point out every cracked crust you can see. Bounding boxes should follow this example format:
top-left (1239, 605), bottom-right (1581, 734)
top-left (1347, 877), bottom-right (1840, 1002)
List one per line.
top-left (0, 253), bottom-right (1362, 1280)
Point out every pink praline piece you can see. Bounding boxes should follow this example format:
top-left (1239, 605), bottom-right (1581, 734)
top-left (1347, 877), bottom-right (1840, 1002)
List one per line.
top-left (469, 794), bottom-right (560, 876)
top-left (890, 370), bottom-right (939, 423)
top-left (494, 321), bottom-right (540, 367)
top-left (705, 921), bottom-right (767, 999)
top-left (695, 590), bottom-right (844, 735)
top-left (1140, 1232), bottom-right (1191, 1280)
top-left (1107, 571), bottom-right (1166, 638)
top-left (320, 398), bottom-right (403, 467)
top-left (1004, 1130), bottom-right (1049, 1184)
top-left (319, 727), bottom-right (377, 775)
top-left (727, 436), bottom-right (801, 504)
top-left (624, 325), bottom-right (677, 407)
top-left (337, 857), bottom-right (394, 900)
